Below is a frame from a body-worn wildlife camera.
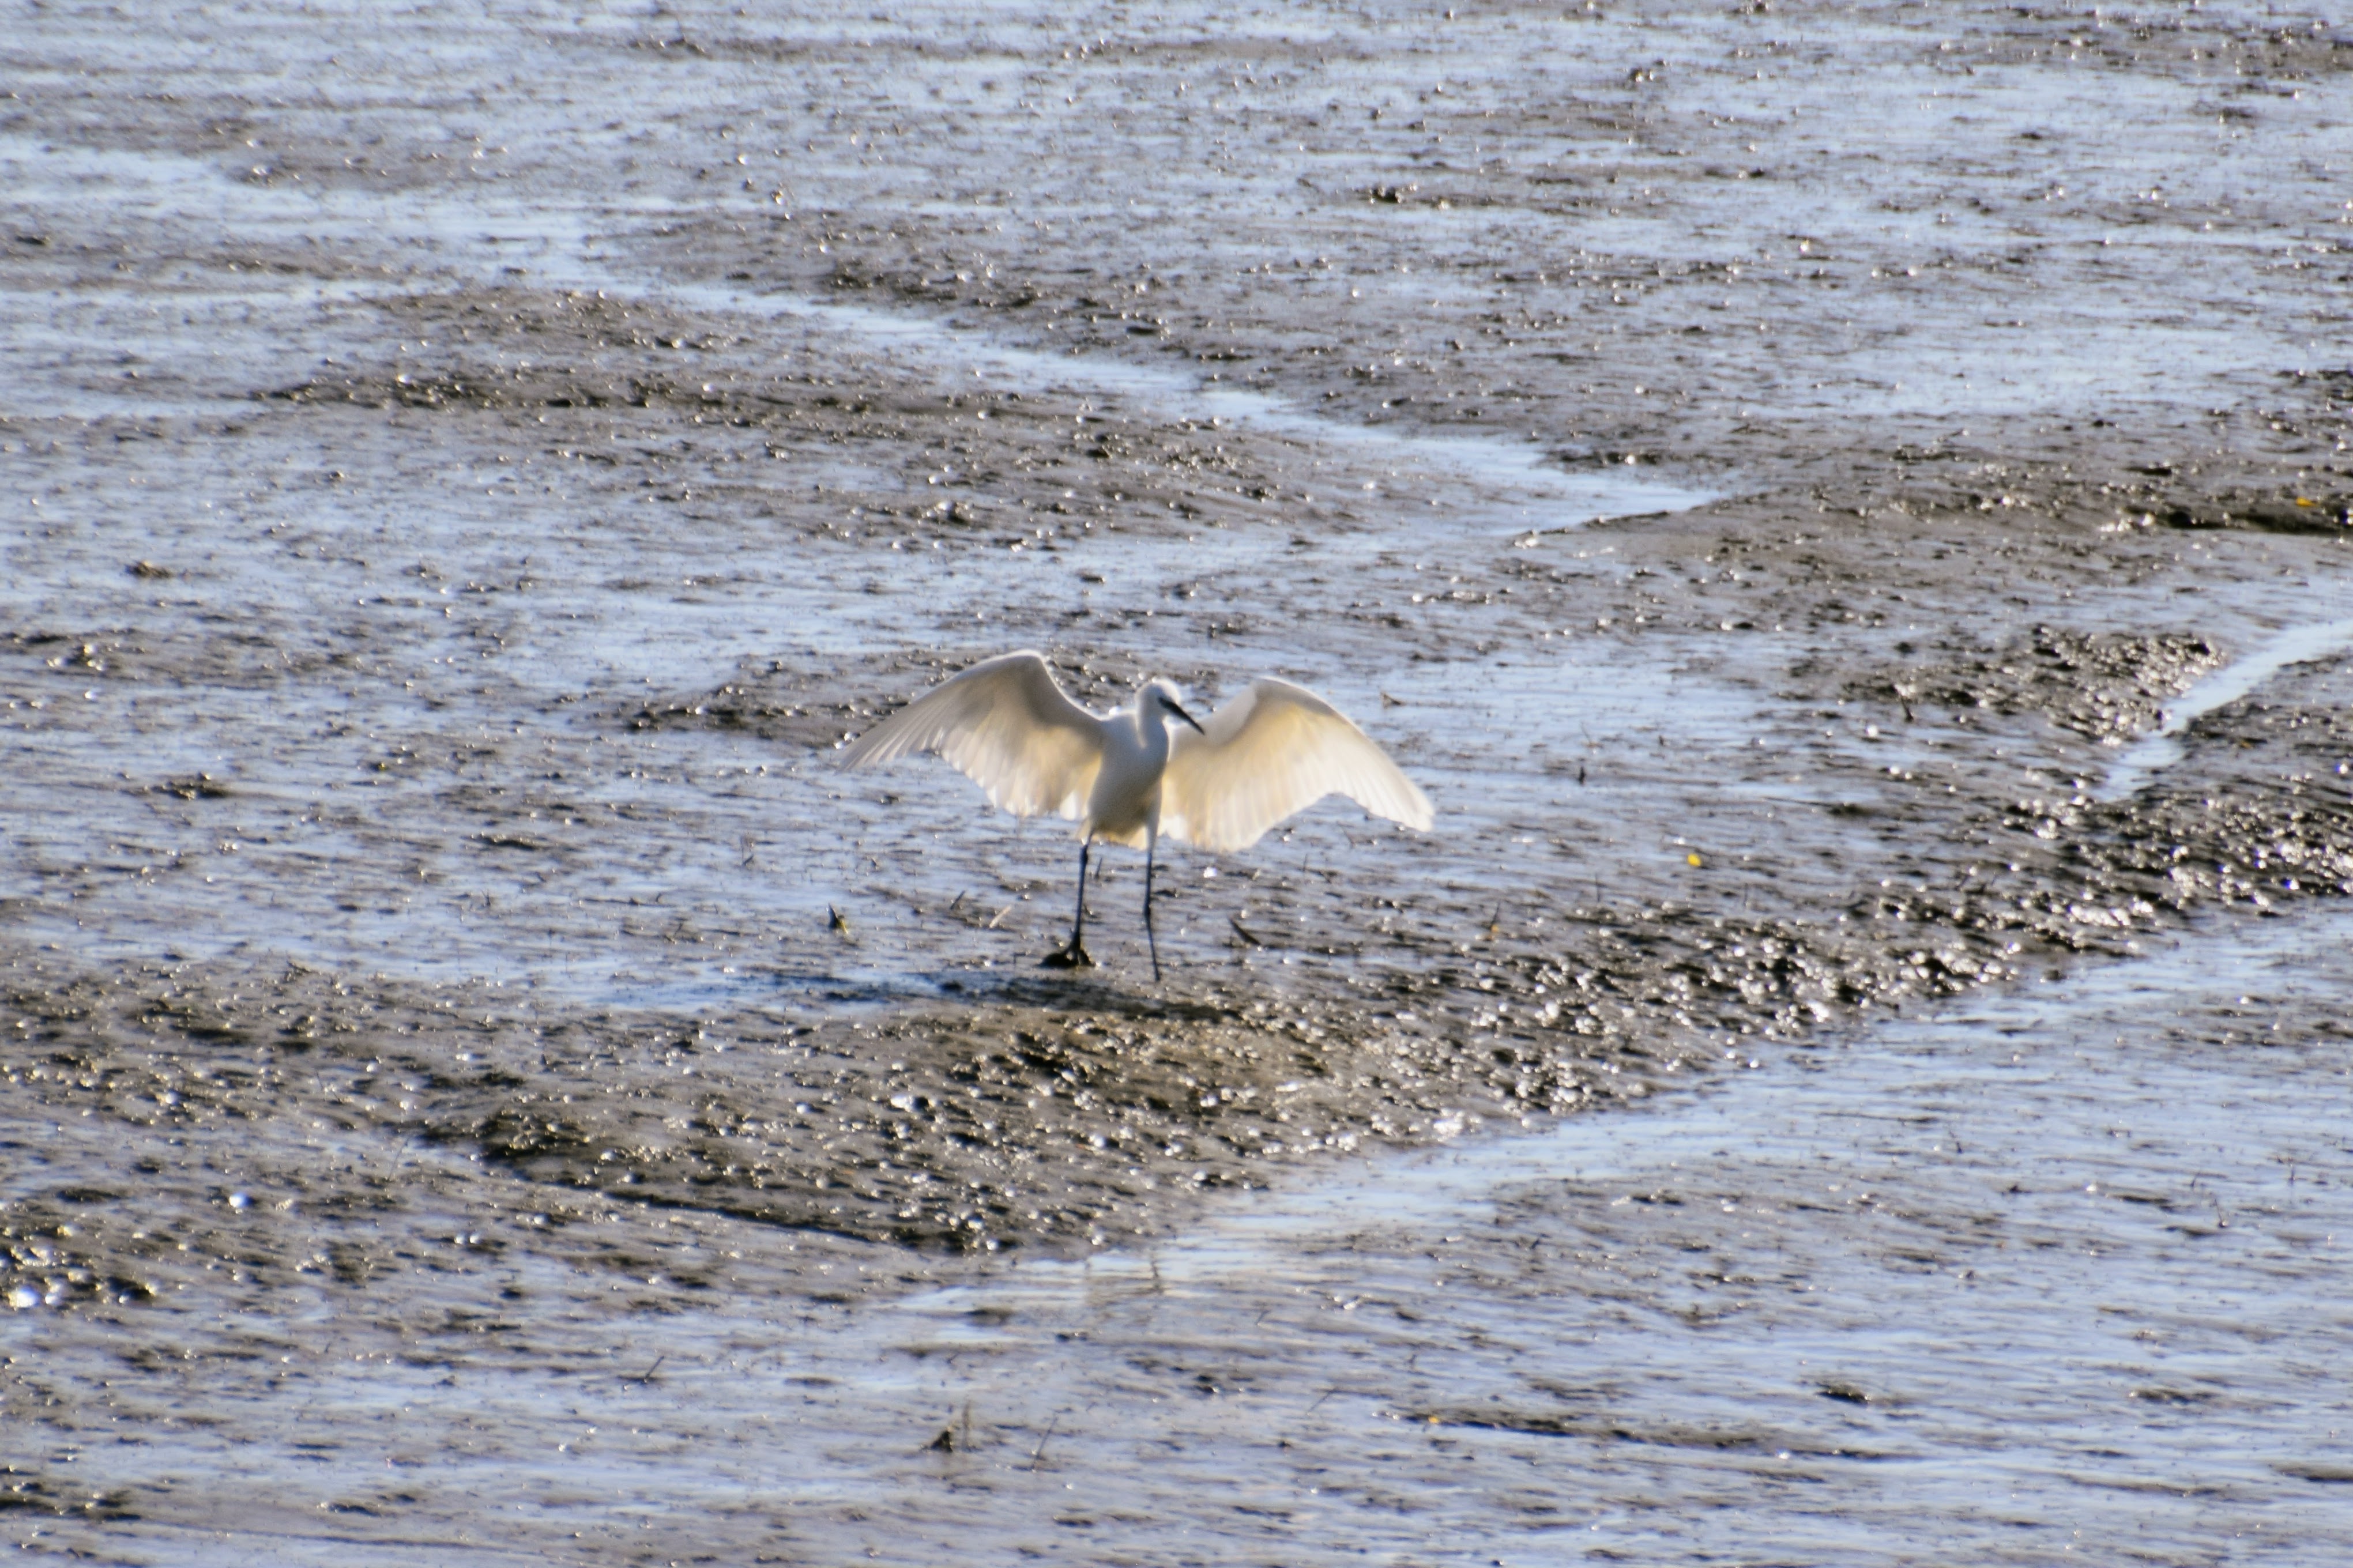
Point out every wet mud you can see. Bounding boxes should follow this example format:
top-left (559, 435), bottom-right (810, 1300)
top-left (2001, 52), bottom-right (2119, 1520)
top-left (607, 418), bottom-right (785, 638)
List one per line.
top-left (4, 2), bottom-right (2352, 1562)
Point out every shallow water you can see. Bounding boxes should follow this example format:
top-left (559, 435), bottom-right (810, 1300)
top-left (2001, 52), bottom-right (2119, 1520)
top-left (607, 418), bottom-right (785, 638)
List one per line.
top-left (2098, 616), bottom-right (2353, 802)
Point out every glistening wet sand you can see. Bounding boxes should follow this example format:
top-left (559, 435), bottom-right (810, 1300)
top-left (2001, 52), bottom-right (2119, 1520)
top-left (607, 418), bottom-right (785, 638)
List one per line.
top-left (3, 2), bottom-right (2351, 1562)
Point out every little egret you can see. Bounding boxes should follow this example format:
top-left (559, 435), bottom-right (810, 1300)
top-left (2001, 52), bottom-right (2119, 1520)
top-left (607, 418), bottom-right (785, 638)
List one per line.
top-left (839, 650), bottom-right (1433, 979)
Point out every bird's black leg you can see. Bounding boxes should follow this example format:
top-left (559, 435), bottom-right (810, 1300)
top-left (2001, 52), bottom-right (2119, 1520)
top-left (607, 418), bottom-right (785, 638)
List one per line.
top-left (1143, 827), bottom-right (1162, 983)
top-left (1040, 838), bottom-right (1095, 970)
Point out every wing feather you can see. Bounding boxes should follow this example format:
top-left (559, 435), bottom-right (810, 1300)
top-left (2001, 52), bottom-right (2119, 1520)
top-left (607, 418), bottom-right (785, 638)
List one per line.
top-left (838, 651), bottom-right (1106, 820)
top-left (1159, 677), bottom-right (1433, 853)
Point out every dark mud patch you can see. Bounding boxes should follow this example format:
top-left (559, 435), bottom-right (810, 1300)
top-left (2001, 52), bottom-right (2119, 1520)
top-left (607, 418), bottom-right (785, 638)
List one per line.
top-left (238, 288), bottom-right (1331, 544)
top-left (1839, 625), bottom-right (2223, 741)
top-left (2159, 488), bottom-right (2352, 536)
top-left (1411, 1406), bottom-right (1876, 1461)
top-left (2, 626), bottom-right (359, 692)
top-left (0, 938), bottom-right (1704, 1296)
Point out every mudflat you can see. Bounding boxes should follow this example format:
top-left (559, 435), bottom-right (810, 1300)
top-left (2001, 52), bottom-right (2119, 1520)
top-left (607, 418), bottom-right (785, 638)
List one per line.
top-left (3, 4), bottom-right (2350, 1562)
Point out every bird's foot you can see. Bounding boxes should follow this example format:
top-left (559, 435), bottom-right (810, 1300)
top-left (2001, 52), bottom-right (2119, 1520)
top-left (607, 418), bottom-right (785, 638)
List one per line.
top-left (1039, 941), bottom-right (1095, 971)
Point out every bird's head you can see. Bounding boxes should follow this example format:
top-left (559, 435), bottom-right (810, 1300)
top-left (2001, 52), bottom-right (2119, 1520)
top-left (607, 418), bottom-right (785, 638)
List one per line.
top-left (1142, 678), bottom-right (1206, 734)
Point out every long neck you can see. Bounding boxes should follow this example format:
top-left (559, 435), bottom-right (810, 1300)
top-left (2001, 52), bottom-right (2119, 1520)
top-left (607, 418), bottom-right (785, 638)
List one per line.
top-left (1133, 702), bottom-right (1173, 763)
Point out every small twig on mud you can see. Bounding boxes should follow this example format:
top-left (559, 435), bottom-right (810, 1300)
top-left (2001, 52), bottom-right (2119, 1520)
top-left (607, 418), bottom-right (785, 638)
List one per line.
top-left (626, 1355), bottom-right (665, 1386)
top-left (1029, 1414), bottom-right (1059, 1470)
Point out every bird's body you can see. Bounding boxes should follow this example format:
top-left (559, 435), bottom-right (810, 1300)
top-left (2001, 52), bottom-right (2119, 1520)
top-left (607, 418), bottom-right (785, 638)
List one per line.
top-left (839, 651), bottom-right (1432, 977)
top-left (1073, 689), bottom-right (1176, 847)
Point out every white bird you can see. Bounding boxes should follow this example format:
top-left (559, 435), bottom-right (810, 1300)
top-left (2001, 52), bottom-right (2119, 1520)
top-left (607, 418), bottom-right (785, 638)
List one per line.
top-left (839, 650), bottom-right (1433, 979)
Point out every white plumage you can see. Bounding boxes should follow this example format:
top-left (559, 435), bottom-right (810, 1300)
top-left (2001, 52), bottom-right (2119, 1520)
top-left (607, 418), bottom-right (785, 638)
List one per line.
top-left (837, 651), bottom-right (1105, 824)
top-left (1162, 677), bottom-right (1434, 854)
top-left (839, 650), bottom-right (1432, 977)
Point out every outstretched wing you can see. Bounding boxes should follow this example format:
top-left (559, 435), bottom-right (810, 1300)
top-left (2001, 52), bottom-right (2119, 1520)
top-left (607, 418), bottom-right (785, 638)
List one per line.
top-left (1159, 677), bottom-right (1433, 853)
top-left (838, 650), bottom-right (1105, 820)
